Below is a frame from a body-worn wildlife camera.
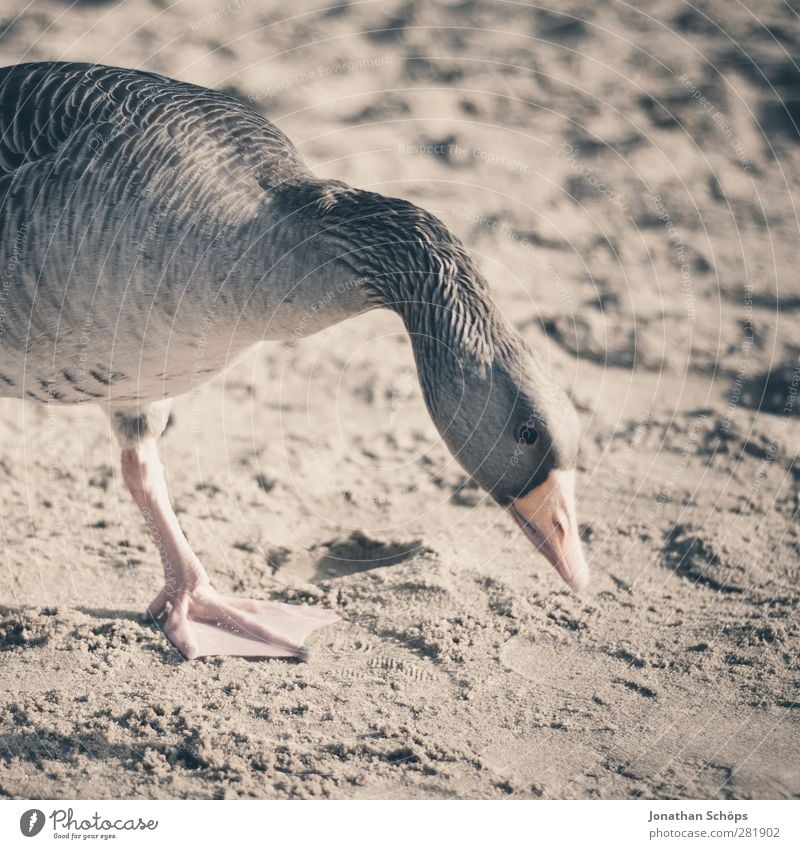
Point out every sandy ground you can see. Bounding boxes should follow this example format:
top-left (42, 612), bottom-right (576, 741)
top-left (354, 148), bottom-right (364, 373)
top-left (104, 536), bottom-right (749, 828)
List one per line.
top-left (0, 0), bottom-right (799, 799)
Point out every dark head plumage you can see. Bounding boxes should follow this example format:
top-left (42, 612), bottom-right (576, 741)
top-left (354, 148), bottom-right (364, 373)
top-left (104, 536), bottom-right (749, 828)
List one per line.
top-left (279, 178), bottom-right (588, 590)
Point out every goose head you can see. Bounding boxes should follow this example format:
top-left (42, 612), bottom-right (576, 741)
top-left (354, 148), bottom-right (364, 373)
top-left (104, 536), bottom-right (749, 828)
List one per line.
top-left (419, 321), bottom-right (589, 593)
top-left (287, 179), bottom-right (590, 592)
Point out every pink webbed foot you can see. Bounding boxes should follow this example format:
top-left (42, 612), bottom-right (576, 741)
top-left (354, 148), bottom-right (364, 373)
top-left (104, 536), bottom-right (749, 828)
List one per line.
top-left (118, 438), bottom-right (338, 661)
top-left (147, 586), bottom-right (340, 661)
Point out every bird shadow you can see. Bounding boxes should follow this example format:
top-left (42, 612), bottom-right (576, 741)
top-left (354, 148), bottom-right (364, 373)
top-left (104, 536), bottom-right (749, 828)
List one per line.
top-left (0, 603), bottom-right (184, 665)
top-left (0, 727), bottom-right (212, 776)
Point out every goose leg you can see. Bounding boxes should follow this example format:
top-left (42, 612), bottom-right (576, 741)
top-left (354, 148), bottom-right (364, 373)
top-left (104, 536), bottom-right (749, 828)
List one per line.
top-left (112, 404), bottom-right (339, 660)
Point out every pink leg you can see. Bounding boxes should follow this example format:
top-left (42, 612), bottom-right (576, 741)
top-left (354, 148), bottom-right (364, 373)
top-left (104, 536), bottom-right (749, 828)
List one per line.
top-left (120, 438), bottom-right (339, 660)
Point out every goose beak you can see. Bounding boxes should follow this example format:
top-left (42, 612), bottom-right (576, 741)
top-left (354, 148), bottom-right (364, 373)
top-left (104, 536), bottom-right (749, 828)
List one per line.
top-left (509, 469), bottom-right (590, 592)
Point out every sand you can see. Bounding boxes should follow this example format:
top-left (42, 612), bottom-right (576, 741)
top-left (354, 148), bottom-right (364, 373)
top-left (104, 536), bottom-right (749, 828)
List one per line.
top-left (0, 0), bottom-right (798, 799)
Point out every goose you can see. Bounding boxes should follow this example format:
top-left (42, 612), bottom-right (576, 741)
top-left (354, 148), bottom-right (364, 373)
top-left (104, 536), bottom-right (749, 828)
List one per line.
top-left (0, 62), bottom-right (589, 661)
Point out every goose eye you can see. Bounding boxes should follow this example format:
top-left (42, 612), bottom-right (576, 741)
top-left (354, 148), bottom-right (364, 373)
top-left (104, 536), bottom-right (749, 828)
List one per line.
top-left (517, 425), bottom-right (538, 446)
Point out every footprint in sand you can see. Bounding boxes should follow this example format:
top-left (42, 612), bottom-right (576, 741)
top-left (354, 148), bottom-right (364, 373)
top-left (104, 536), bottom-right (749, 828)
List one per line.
top-left (501, 634), bottom-right (659, 702)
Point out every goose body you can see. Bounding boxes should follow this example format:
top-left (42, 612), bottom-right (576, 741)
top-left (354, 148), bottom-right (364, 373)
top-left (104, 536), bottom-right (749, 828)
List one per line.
top-left (0, 62), bottom-right (369, 407)
top-left (0, 62), bottom-right (588, 660)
